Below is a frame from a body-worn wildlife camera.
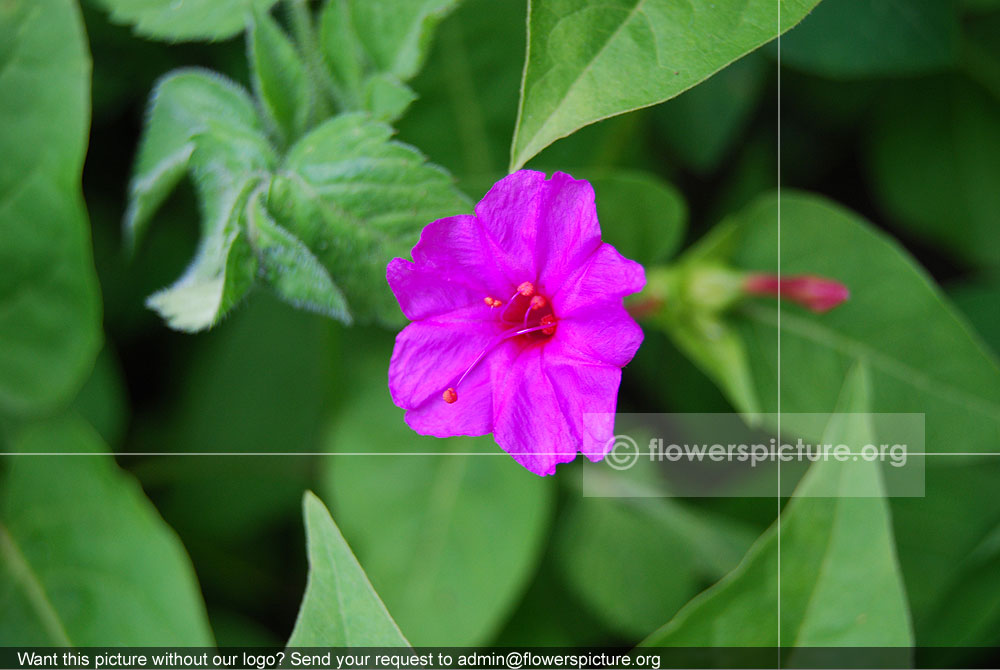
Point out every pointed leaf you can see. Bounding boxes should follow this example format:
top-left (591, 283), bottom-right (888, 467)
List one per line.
top-left (510, 0), bottom-right (822, 170)
top-left (643, 364), bottom-right (913, 650)
top-left (322, 344), bottom-right (553, 645)
top-left (287, 492), bottom-right (409, 647)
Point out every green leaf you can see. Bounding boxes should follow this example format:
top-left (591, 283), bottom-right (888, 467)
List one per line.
top-left (777, 0), bottom-right (959, 78)
top-left (363, 73), bottom-right (418, 123)
top-left (125, 69), bottom-right (270, 250)
top-left (287, 492), bottom-right (409, 647)
top-left (644, 262), bottom-right (762, 415)
top-left (322, 341), bottom-right (553, 645)
top-left (0, 0), bottom-right (101, 415)
top-left (653, 54), bottom-right (768, 173)
top-left (246, 190), bottom-right (351, 324)
top-left (0, 416), bottom-right (214, 645)
top-left (586, 170), bottom-right (687, 265)
top-left (510, 0), bottom-right (822, 170)
top-left (145, 179), bottom-right (259, 332)
top-left (396, 0), bottom-right (526, 179)
top-left (891, 461), bottom-right (1000, 649)
top-left (91, 0), bottom-right (280, 41)
top-left (700, 191), bottom-right (1000, 453)
top-left (273, 114), bottom-right (469, 325)
top-left (865, 76), bottom-right (1000, 268)
top-left (320, 0), bottom-right (459, 83)
top-left (643, 363), bottom-right (913, 649)
top-left (554, 495), bottom-right (755, 638)
top-left (129, 71), bottom-right (277, 331)
top-left (248, 9), bottom-right (312, 146)
top-left (949, 282), bottom-right (1000, 355)
top-left (318, 0), bottom-right (458, 115)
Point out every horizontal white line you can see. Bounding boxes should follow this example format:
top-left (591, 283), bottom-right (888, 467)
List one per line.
top-left (0, 452), bottom-right (998, 457)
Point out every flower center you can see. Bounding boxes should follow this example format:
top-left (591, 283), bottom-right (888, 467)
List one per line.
top-left (442, 281), bottom-right (557, 404)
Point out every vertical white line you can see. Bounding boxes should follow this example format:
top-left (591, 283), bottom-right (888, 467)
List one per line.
top-left (776, 0), bottom-right (783, 661)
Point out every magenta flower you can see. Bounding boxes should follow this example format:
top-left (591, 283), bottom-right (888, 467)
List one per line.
top-left (744, 273), bottom-right (850, 313)
top-left (386, 171), bottom-right (645, 476)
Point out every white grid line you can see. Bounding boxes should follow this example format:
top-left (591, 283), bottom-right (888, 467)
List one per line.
top-left (776, 0), bottom-right (783, 657)
top-left (1, 452), bottom-right (993, 456)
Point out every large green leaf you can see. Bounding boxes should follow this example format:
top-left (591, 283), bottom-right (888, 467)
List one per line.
top-left (271, 114), bottom-right (470, 325)
top-left (697, 191), bottom-right (1000, 453)
top-left (287, 492), bottom-right (409, 647)
top-left (643, 364), bottom-right (913, 650)
top-left (866, 76), bottom-right (1000, 268)
top-left (322, 341), bottom-right (553, 645)
top-left (777, 0), bottom-right (959, 78)
top-left (509, 0), bottom-right (822, 170)
top-left (91, 0), bottom-right (280, 41)
top-left (0, 0), bottom-right (101, 415)
top-left (0, 417), bottom-right (213, 645)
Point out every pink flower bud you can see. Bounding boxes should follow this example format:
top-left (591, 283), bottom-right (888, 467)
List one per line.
top-left (744, 274), bottom-right (849, 313)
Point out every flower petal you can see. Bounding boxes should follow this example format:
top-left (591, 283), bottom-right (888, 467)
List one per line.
top-left (543, 357), bottom-right (623, 463)
top-left (388, 214), bottom-right (515, 321)
top-left (388, 319), bottom-right (496, 437)
top-left (389, 320), bottom-right (479, 410)
top-left (534, 172), bottom-right (602, 292)
top-left (473, 171), bottom-right (604, 292)
top-left (473, 171), bottom-right (544, 279)
top-left (552, 242), bottom-right (646, 314)
top-left (493, 345), bottom-right (620, 475)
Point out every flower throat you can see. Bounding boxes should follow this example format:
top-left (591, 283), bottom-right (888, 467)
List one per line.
top-left (442, 282), bottom-right (556, 404)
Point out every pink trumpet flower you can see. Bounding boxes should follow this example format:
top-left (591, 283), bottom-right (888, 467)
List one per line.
top-left (386, 171), bottom-right (646, 476)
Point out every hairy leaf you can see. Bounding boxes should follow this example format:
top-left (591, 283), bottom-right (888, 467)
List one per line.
top-left (91, 0), bottom-right (280, 41)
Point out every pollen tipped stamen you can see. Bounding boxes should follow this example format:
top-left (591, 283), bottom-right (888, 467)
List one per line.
top-left (441, 319), bottom-right (559, 403)
top-left (518, 281), bottom-right (535, 297)
top-left (483, 296), bottom-right (503, 309)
